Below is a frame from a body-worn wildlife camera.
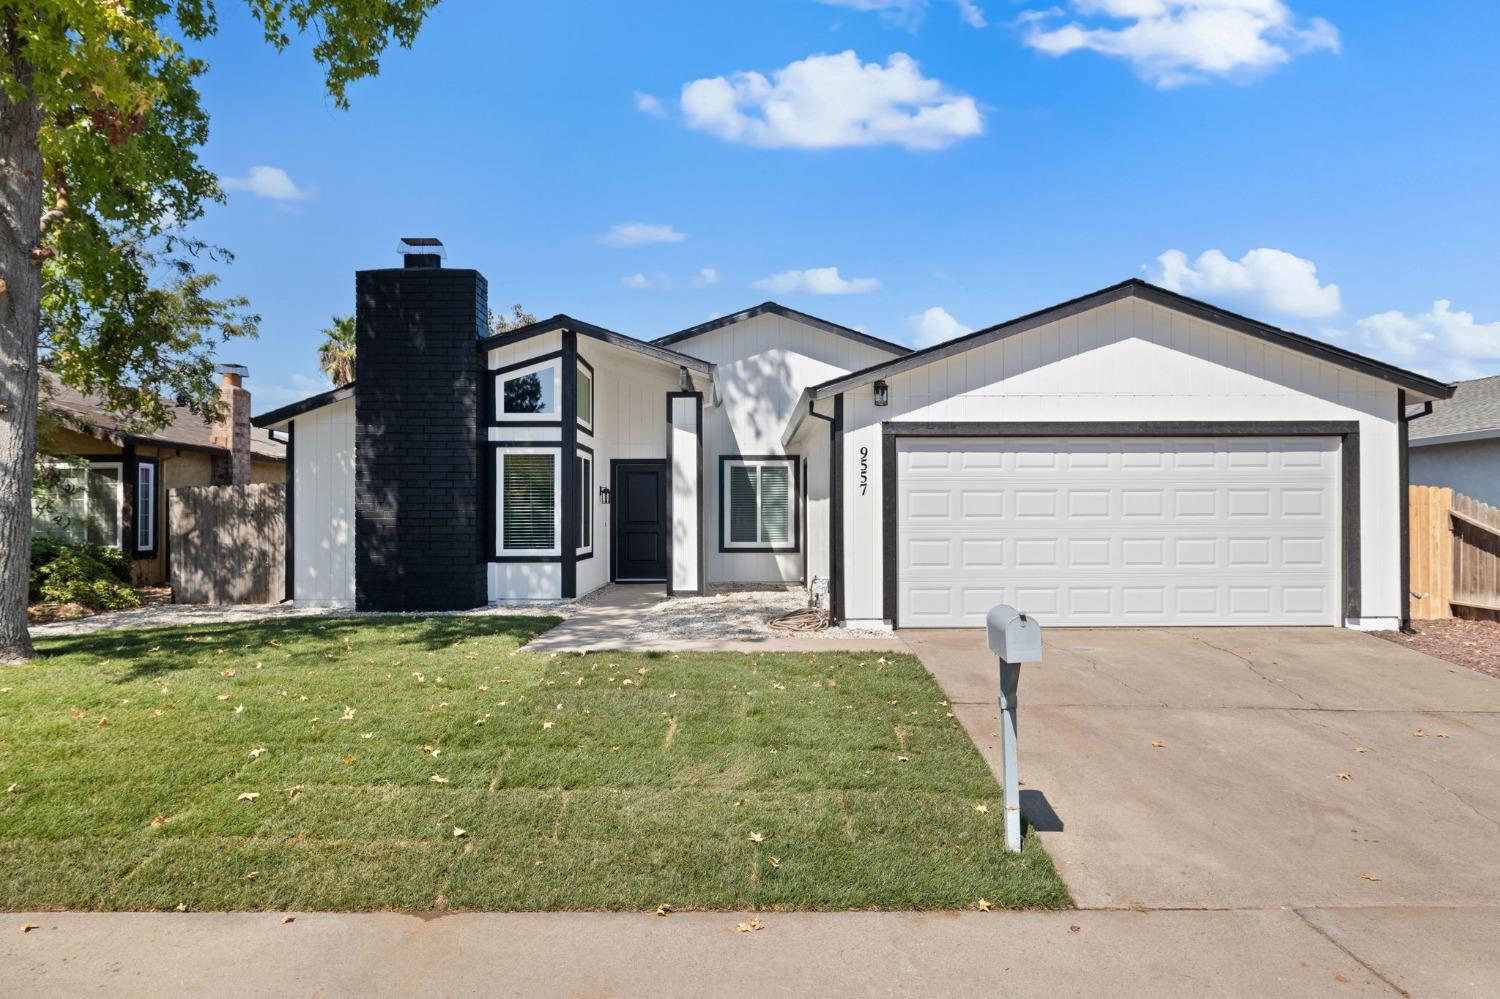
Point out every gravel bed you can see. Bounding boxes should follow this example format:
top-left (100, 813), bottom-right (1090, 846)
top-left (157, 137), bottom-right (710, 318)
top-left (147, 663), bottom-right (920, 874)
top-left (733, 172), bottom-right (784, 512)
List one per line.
top-left (1374, 617), bottom-right (1500, 680)
top-left (620, 584), bottom-right (893, 642)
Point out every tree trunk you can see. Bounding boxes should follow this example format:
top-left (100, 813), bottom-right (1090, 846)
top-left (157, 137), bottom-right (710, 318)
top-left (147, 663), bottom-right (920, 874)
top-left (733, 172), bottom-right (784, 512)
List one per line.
top-left (0, 53), bottom-right (42, 662)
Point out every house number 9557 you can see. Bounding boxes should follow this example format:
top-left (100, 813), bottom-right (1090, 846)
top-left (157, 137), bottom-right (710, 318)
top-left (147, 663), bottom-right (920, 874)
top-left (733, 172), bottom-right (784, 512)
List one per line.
top-left (859, 447), bottom-right (869, 495)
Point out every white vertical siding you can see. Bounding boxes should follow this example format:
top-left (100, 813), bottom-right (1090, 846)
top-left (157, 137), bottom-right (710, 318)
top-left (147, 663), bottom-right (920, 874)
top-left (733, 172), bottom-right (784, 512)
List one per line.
top-left (680, 313), bottom-right (903, 584)
top-left (292, 397), bottom-right (355, 607)
top-left (836, 298), bottom-right (1404, 627)
top-left (670, 394), bottom-right (701, 593)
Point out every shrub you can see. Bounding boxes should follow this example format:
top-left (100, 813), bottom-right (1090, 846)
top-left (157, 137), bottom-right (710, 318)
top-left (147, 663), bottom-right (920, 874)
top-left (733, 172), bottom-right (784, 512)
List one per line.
top-left (29, 539), bottom-right (139, 610)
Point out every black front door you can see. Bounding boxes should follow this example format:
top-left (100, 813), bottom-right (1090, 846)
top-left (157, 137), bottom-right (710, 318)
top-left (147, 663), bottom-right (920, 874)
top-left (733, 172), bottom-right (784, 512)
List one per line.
top-left (612, 461), bottom-right (669, 582)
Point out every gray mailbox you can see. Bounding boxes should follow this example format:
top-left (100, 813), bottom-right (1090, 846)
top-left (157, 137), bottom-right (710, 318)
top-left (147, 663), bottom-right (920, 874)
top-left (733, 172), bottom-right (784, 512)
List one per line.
top-left (985, 604), bottom-right (1042, 853)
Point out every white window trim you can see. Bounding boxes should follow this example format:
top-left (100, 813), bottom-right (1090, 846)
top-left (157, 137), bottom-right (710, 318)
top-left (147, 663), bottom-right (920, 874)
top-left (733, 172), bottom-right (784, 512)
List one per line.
top-left (721, 457), bottom-right (797, 552)
top-left (136, 460), bottom-right (157, 552)
top-left (496, 357), bottom-right (562, 422)
top-left (37, 459), bottom-right (125, 549)
top-left (495, 447), bottom-right (561, 557)
top-left (576, 450), bottom-right (593, 556)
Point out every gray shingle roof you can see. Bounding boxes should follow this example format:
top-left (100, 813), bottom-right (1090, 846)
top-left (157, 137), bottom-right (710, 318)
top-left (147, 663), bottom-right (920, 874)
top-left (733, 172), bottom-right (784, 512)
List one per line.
top-left (43, 381), bottom-right (286, 461)
top-left (1410, 375), bottom-right (1500, 442)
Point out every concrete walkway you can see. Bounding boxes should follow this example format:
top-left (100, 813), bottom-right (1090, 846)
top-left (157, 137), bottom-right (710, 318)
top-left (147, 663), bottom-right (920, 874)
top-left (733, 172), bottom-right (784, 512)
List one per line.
top-left (9, 907), bottom-right (1487, 998)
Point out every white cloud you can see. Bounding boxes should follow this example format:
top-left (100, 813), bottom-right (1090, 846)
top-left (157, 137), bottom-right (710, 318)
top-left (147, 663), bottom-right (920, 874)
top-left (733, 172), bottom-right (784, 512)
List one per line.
top-left (754, 267), bottom-right (881, 296)
top-left (633, 91), bottom-right (665, 117)
top-left (622, 273), bottom-right (652, 289)
top-left (222, 165), bottom-right (312, 201)
top-left (816, 0), bottom-right (987, 28)
top-left (1351, 301), bottom-right (1500, 381)
top-left (680, 51), bottom-right (982, 151)
top-left (909, 306), bottom-right (972, 346)
top-left (1153, 247), bottom-right (1342, 318)
top-left (693, 267), bottom-right (720, 287)
top-left (1021, 1), bottom-right (1340, 88)
top-left (598, 222), bottom-right (687, 248)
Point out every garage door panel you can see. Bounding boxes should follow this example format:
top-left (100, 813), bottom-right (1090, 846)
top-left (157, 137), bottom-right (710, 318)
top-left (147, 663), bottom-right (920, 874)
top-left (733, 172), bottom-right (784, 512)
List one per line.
top-left (897, 436), bottom-right (1340, 627)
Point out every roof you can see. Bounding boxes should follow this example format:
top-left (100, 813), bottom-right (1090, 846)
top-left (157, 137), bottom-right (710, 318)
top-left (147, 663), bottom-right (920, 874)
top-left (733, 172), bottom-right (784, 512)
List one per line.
top-left (806, 279), bottom-right (1455, 402)
top-left (252, 383), bottom-right (356, 429)
top-left (653, 302), bottom-right (912, 357)
top-left (44, 381), bottom-right (286, 461)
top-left (1410, 375), bottom-right (1500, 446)
top-left (478, 314), bottom-right (715, 374)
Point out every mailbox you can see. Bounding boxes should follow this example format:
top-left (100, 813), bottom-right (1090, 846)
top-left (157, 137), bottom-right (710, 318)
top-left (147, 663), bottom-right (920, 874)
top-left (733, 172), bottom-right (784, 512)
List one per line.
top-left (987, 605), bottom-right (1042, 663)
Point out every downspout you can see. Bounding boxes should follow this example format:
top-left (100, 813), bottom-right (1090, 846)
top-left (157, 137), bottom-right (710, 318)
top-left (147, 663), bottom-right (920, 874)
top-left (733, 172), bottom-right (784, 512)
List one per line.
top-left (1399, 395), bottom-right (1435, 633)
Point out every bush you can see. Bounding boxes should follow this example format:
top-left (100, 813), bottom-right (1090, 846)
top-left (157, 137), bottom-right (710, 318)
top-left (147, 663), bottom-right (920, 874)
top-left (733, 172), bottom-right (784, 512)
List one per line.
top-left (29, 539), bottom-right (139, 610)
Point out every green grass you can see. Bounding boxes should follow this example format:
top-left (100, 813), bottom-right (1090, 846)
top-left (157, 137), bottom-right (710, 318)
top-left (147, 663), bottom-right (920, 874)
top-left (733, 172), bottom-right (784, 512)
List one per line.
top-left (0, 616), bottom-right (1068, 912)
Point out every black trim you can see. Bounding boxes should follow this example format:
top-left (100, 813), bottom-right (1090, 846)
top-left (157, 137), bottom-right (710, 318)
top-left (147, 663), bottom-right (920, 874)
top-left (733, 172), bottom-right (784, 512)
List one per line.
top-left (801, 458), bottom-right (810, 591)
top-left (829, 395), bottom-right (845, 625)
top-left (717, 454), bottom-right (800, 554)
top-left (879, 421), bottom-right (1364, 628)
top-left (654, 301), bottom-right (912, 357)
top-left (478, 314), bottom-right (714, 373)
top-left (488, 351), bottom-right (565, 428)
top-left (809, 280), bottom-right (1454, 402)
top-left (1397, 390), bottom-right (1411, 632)
top-left (577, 353), bottom-right (595, 436)
top-left (133, 454), bottom-right (160, 559)
top-left (121, 443), bottom-right (137, 558)
top-left (575, 447), bottom-right (595, 559)
top-left (252, 383), bottom-right (355, 428)
top-left (610, 458), bottom-right (672, 583)
top-left (665, 391), bottom-right (705, 596)
top-left (561, 333), bottom-right (579, 598)
top-left (284, 422), bottom-right (295, 601)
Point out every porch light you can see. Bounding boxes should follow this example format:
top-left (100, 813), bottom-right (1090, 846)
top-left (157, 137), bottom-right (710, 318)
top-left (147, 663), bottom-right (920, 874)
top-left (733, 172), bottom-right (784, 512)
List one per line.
top-left (873, 380), bottom-right (889, 407)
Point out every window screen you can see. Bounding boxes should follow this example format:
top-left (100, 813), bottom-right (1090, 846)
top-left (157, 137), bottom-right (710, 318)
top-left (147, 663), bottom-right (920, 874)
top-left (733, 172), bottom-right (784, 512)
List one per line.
top-left (501, 452), bottom-right (556, 550)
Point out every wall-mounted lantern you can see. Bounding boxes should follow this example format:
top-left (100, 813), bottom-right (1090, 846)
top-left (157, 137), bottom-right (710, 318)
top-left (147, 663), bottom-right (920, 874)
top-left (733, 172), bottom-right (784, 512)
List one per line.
top-left (599, 486), bottom-right (612, 505)
top-left (873, 379), bottom-right (889, 407)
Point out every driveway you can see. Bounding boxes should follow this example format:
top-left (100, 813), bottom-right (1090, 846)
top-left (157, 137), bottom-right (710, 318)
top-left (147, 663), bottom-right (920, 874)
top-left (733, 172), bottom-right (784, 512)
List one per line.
top-left (903, 626), bottom-right (1500, 911)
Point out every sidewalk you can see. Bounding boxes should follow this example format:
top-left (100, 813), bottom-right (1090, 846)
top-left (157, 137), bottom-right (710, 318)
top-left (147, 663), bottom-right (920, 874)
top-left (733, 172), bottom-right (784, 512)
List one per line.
top-left (11, 907), bottom-right (1490, 998)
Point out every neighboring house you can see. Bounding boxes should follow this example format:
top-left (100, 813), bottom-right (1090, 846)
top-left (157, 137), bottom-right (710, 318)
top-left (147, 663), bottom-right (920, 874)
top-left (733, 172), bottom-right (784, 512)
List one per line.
top-left (1409, 375), bottom-right (1500, 507)
top-left (36, 366), bottom-right (286, 585)
top-left (255, 238), bottom-right (1453, 631)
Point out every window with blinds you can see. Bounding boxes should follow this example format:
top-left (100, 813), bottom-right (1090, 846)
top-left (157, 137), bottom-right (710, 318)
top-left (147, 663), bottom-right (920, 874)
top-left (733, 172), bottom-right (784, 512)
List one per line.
top-left (500, 451), bottom-right (557, 554)
top-left (722, 458), bottom-right (797, 550)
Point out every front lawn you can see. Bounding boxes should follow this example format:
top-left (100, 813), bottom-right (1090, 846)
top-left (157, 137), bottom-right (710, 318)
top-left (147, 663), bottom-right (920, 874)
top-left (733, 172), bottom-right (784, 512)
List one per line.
top-left (0, 616), bottom-right (1067, 912)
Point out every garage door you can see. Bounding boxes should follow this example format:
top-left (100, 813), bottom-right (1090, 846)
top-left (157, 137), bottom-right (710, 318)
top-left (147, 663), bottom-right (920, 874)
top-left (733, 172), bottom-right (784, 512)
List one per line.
top-left (896, 437), bottom-right (1341, 628)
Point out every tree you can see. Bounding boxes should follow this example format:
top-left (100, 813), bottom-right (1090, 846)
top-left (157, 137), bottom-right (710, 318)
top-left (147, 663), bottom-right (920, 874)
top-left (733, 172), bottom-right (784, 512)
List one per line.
top-left (1, 2), bottom-right (440, 661)
top-left (317, 314), bottom-right (356, 387)
top-left (488, 304), bottom-right (536, 336)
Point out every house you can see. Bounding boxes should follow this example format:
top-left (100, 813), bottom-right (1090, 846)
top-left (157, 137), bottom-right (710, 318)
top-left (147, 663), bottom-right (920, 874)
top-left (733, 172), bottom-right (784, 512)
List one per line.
top-left (1409, 375), bottom-right (1500, 506)
top-left (255, 239), bottom-right (1453, 630)
top-left (36, 365), bottom-right (285, 585)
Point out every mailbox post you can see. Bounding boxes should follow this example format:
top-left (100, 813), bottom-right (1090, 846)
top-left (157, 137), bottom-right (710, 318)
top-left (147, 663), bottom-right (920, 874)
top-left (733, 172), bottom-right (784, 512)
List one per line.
top-left (986, 605), bottom-right (1042, 853)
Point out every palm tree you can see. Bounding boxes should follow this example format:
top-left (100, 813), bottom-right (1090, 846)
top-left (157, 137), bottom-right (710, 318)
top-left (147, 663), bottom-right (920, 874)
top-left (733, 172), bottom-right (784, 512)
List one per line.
top-left (317, 315), bottom-right (357, 387)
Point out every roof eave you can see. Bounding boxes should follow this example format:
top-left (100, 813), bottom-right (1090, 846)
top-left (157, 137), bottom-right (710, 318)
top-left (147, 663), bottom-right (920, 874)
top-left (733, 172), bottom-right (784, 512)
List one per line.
top-left (479, 315), bottom-right (713, 374)
top-left (654, 302), bottom-right (913, 357)
top-left (1409, 427), bottom-right (1500, 448)
top-left (252, 383), bottom-right (355, 428)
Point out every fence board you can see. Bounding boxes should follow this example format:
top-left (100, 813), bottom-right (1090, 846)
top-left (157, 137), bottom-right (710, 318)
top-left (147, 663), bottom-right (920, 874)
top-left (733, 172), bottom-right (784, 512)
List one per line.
top-left (1452, 493), bottom-right (1500, 620)
top-left (169, 483), bottom-right (285, 604)
top-left (1408, 485), bottom-right (1500, 621)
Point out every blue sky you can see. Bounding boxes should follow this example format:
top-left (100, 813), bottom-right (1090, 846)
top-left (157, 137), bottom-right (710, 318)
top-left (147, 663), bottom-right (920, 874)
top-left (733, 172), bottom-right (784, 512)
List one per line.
top-left (183, 1), bottom-right (1500, 410)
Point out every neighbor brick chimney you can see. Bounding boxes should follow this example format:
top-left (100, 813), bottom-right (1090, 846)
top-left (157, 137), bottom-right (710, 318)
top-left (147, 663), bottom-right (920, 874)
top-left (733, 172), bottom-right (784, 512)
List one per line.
top-left (211, 363), bottom-right (252, 485)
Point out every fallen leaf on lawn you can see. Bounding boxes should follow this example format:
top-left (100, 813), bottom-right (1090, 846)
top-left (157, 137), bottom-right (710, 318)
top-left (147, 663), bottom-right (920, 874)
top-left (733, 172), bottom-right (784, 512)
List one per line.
top-left (1361, 872), bottom-right (1381, 882)
top-left (453, 827), bottom-right (466, 837)
top-left (220, 668), bottom-right (236, 678)
top-left (655, 904), bottom-right (672, 917)
top-left (244, 872), bottom-right (259, 880)
top-left (5, 783), bottom-right (17, 794)
top-left (976, 899), bottom-right (992, 912)
top-left (876, 657), bottom-right (890, 665)
top-left (772, 682), bottom-right (785, 691)
top-left (287, 785), bottom-right (304, 800)
top-left (249, 747), bottom-right (267, 759)
top-left (233, 705), bottom-right (244, 715)
top-left (736, 918), bottom-right (764, 933)
top-left (1412, 729), bottom-right (1427, 738)
top-left (237, 792), bottom-right (260, 802)
top-left (767, 856), bottom-right (781, 869)
top-left (281, 915), bottom-right (295, 925)
top-left (542, 720), bottom-right (554, 730)
top-left (1150, 741), bottom-right (1165, 749)
top-left (748, 832), bottom-right (766, 844)
top-left (216, 694), bottom-right (229, 701)
top-left (736, 797), bottom-right (747, 807)
top-left (97, 717), bottom-right (108, 727)
top-left (430, 774), bottom-right (449, 784)
top-left (974, 804), bottom-right (989, 813)
top-left (21, 923), bottom-right (39, 933)
top-left (896, 755), bottom-right (910, 763)
top-left (341, 707), bottom-right (356, 721)
top-left (1354, 747), bottom-right (1369, 753)
top-left (361, 733), bottom-right (374, 740)
top-left (341, 755), bottom-right (356, 766)
top-left (175, 903), bottom-right (188, 912)
top-left (1335, 772), bottom-right (1352, 781)
top-left (151, 815), bottom-right (167, 828)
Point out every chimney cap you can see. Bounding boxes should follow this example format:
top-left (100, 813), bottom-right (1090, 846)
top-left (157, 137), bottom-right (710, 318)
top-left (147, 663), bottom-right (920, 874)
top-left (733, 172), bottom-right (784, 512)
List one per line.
top-left (215, 363), bottom-right (249, 378)
top-left (399, 236), bottom-right (445, 254)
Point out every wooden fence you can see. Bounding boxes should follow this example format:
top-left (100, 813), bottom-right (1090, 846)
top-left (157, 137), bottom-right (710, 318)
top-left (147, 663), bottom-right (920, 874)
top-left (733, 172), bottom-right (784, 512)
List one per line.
top-left (169, 483), bottom-right (285, 604)
top-left (1409, 485), bottom-right (1500, 621)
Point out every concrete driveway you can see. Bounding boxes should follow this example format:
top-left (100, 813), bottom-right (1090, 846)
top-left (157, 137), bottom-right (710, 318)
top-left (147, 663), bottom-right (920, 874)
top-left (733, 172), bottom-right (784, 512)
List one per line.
top-left (903, 627), bottom-right (1500, 910)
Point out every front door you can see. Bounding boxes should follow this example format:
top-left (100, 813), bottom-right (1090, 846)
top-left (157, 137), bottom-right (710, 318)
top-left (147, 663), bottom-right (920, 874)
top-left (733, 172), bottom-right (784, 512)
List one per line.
top-left (612, 461), bottom-right (669, 582)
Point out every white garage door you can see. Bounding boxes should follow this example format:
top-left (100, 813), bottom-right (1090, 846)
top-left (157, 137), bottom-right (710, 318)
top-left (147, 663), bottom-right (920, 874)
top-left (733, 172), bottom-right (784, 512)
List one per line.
top-left (897, 437), bottom-right (1341, 628)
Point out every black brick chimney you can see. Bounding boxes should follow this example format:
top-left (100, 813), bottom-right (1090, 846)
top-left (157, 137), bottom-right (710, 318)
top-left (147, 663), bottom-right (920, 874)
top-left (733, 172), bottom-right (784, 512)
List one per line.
top-left (354, 239), bottom-right (488, 611)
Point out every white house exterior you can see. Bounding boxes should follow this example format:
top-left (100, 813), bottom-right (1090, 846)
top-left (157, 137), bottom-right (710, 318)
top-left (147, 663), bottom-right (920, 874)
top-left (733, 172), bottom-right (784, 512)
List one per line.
top-left (255, 243), bottom-right (1452, 631)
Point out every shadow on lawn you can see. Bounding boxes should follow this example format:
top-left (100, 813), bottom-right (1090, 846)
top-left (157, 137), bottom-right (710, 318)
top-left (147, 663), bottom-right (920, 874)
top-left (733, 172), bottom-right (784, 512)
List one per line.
top-left (32, 614), bottom-right (562, 682)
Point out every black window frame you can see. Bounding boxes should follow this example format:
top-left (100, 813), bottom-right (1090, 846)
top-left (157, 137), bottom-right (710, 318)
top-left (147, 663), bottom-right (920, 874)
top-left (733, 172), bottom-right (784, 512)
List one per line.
top-left (718, 454), bottom-right (800, 554)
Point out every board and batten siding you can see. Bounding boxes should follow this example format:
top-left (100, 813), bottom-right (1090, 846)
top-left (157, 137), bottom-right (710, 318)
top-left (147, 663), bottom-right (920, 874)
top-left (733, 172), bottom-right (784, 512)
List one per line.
top-left (682, 313), bottom-right (902, 584)
top-left (291, 396), bottom-right (356, 607)
top-left (836, 296), bottom-right (1404, 628)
